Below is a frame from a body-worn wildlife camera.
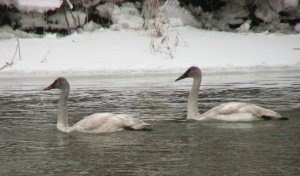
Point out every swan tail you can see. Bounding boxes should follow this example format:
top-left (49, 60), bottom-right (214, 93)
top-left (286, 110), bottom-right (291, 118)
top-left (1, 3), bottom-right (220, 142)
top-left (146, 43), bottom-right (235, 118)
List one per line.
top-left (261, 115), bottom-right (288, 120)
top-left (257, 107), bottom-right (288, 120)
top-left (238, 103), bottom-right (288, 120)
top-left (124, 124), bottom-right (152, 131)
top-left (132, 122), bottom-right (152, 131)
top-left (125, 121), bottom-right (152, 131)
top-left (278, 116), bottom-right (289, 120)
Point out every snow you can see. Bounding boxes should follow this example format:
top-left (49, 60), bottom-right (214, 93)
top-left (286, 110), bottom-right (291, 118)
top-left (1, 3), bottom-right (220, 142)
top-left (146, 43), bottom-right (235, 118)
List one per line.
top-left (255, 2), bottom-right (279, 23)
top-left (0, 26), bottom-right (39, 39)
top-left (110, 2), bottom-right (144, 30)
top-left (0, 26), bottom-right (299, 76)
top-left (97, 2), bottom-right (144, 30)
top-left (162, 0), bottom-right (201, 28)
top-left (0, 0), bottom-right (63, 13)
top-left (295, 23), bottom-right (300, 33)
top-left (283, 0), bottom-right (299, 8)
top-left (16, 0), bottom-right (62, 13)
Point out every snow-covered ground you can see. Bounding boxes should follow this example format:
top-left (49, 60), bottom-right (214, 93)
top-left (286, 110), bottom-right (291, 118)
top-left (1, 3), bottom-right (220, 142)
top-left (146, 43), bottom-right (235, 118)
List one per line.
top-left (0, 26), bottom-right (299, 77)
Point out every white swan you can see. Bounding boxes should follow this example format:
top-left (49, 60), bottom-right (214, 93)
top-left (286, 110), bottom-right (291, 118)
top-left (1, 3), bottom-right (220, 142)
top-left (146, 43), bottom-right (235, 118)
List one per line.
top-left (43, 77), bottom-right (151, 133)
top-left (175, 66), bottom-right (288, 121)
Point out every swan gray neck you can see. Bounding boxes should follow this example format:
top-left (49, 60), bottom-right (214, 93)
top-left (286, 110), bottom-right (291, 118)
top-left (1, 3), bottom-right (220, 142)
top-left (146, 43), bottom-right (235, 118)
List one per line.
top-left (187, 77), bottom-right (201, 120)
top-left (57, 89), bottom-right (71, 132)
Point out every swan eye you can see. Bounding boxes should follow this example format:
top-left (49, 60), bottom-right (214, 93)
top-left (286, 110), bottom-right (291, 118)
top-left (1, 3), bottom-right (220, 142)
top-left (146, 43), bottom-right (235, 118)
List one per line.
top-left (53, 80), bottom-right (59, 86)
top-left (186, 67), bottom-right (195, 76)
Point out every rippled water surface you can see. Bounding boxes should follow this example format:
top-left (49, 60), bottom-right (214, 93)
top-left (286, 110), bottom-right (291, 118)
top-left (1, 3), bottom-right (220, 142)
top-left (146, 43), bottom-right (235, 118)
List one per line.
top-left (0, 68), bottom-right (300, 175)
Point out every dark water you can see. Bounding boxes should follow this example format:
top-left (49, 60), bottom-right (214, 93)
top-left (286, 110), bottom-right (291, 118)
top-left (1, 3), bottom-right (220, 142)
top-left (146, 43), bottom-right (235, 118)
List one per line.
top-left (0, 68), bottom-right (299, 175)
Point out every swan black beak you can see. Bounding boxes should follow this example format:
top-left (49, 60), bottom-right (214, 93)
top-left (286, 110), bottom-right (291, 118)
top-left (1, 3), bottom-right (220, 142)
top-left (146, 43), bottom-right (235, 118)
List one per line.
top-left (175, 72), bottom-right (188, 82)
top-left (43, 80), bottom-right (57, 91)
top-left (43, 85), bottom-right (53, 91)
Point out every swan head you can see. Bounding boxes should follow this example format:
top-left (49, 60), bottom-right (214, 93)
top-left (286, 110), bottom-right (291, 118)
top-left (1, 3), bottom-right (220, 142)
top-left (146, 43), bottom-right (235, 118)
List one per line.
top-left (175, 66), bottom-right (202, 81)
top-left (43, 77), bottom-right (70, 91)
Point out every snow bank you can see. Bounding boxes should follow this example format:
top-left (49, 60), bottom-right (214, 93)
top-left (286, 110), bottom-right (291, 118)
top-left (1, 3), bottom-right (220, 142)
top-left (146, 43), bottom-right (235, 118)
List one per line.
top-left (0, 0), bottom-right (62, 13)
top-left (162, 0), bottom-right (201, 28)
top-left (0, 27), bottom-right (299, 76)
top-left (16, 0), bottom-right (62, 13)
top-left (0, 26), bottom-right (39, 39)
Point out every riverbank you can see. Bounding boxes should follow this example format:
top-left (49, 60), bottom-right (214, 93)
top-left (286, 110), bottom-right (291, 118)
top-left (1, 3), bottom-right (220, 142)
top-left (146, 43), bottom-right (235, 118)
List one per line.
top-left (0, 26), bottom-right (299, 77)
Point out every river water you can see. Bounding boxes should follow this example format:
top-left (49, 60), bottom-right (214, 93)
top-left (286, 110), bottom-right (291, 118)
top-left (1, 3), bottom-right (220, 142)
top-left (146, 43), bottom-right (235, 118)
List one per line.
top-left (0, 68), bottom-right (299, 175)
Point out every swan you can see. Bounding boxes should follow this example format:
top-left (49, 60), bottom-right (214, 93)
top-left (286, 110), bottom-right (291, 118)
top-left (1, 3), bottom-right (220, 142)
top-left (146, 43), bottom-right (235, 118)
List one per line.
top-left (175, 66), bottom-right (288, 121)
top-left (43, 77), bottom-right (151, 133)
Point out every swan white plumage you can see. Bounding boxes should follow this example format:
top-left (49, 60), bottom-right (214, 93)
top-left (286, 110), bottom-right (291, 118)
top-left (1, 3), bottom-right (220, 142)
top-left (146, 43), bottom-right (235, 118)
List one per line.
top-left (175, 66), bottom-right (288, 121)
top-left (43, 77), bottom-right (151, 133)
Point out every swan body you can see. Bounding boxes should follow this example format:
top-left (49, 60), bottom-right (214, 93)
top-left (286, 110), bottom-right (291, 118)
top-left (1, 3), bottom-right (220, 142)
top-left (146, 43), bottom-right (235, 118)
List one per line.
top-left (175, 66), bottom-right (288, 121)
top-left (58, 113), bottom-right (149, 133)
top-left (44, 77), bottom-right (150, 133)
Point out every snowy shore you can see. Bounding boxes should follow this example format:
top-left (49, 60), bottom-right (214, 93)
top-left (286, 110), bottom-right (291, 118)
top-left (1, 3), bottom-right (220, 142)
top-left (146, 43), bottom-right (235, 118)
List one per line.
top-left (0, 27), bottom-right (299, 77)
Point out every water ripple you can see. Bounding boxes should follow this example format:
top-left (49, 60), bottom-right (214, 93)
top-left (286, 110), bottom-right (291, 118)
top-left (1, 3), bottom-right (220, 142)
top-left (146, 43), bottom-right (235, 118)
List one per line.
top-left (0, 69), bottom-right (299, 175)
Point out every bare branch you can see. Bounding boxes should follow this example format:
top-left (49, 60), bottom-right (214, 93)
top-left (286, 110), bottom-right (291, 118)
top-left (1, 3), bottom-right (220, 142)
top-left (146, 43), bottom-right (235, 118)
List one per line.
top-left (17, 37), bottom-right (21, 60)
top-left (63, 6), bottom-right (71, 34)
top-left (0, 37), bottom-right (22, 71)
top-left (0, 62), bottom-right (9, 71)
top-left (10, 41), bottom-right (19, 64)
top-left (64, 0), bottom-right (73, 9)
top-left (41, 49), bottom-right (51, 63)
top-left (266, 0), bottom-right (279, 13)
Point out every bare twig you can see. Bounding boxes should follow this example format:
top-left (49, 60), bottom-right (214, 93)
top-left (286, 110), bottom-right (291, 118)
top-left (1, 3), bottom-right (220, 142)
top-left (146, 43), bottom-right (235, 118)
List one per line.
top-left (41, 49), bottom-right (51, 63)
top-left (17, 37), bottom-right (21, 60)
top-left (64, 0), bottom-right (73, 9)
top-left (69, 8), bottom-right (79, 27)
top-left (8, 37), bottom-right (21, 64)
top-left (63, 5), bottom-right (71, 34)
top-left (0, 37), bottom-right (22, 71)
top-left (161, 0), bottom-right (169, 9)
top-left (266, 0), bottom-right (278, 13)
top-left (0, 62), bottom-right (9, 71)
top-left (10, 41), bottom-right (19, 64)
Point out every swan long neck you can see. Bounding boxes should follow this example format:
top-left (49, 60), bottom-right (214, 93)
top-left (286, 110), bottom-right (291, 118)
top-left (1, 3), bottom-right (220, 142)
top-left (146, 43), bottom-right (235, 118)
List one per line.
top-left (187, 76), bottom-right (201, 119)
top-left (57, 89), bottom-right (71, 132)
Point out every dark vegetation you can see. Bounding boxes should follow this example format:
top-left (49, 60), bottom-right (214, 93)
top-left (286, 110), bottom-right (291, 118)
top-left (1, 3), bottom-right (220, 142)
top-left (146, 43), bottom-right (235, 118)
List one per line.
top-left (0, 0), bottom-right (299, 36)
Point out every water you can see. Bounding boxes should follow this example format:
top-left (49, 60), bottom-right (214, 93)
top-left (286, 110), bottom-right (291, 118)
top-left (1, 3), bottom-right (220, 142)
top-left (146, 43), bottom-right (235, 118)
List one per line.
top-left (0, 68), bottom-right (300, 175)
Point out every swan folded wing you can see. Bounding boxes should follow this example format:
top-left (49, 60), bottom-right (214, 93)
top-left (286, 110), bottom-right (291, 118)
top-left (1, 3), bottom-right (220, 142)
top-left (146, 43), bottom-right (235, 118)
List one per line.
top-left (201, 102), bottom-right (249, 117)
top-left (72, 113), bottom-right (129, 133)
top-left (202, 102), bottom-right (281, 121)
top-left (72, 113), bottom-right (150, 133)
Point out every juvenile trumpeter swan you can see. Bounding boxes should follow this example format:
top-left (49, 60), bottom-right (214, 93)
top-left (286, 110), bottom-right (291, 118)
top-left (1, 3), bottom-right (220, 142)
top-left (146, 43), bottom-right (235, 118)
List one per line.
top-left (175, 66), bottom-right (288, 121)
top-left (43, 77), bottom-right (151, 133)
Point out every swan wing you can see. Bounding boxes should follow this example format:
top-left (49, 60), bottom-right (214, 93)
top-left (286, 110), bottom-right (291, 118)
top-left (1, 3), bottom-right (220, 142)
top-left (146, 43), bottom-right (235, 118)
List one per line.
top-left (201, 102), bottom-right (282, 121)
top-left (72, 113), bottom-right (129, 133)
top-left (72, 113), bottom-right (150, 133)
